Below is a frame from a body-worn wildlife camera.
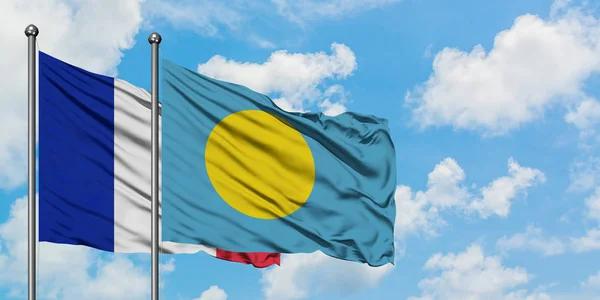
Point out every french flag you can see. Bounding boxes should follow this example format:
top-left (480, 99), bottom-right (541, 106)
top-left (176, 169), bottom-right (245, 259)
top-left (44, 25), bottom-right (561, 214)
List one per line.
top-left (38, 52), bottom-right (279, 268)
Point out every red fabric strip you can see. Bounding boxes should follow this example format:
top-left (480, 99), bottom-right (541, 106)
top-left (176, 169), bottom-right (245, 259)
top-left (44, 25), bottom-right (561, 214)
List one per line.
top-left (215, 249), bottom-right (280, 268)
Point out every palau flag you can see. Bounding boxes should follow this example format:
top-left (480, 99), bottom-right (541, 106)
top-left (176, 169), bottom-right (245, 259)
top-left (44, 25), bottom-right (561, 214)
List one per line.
top-left (38, 52), bottom-right (280, 268)
top-left (161, 60), bottom-right (397, 266)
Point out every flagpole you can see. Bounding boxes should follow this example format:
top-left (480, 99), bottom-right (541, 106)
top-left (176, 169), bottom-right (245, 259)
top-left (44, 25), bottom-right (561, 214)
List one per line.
top-left (149, 32), bottom-right (162, 300)
top-left (25, 24), bottom-right (39, 300)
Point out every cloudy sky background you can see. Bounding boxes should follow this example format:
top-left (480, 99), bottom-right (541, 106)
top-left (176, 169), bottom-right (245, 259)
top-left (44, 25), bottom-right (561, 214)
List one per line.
top-left (1, 0), bottom-right (600, 299)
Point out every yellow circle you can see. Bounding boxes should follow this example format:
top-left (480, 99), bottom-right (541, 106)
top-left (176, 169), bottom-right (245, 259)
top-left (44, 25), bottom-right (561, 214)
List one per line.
top-left (205, 110), bottom-right (315, 219)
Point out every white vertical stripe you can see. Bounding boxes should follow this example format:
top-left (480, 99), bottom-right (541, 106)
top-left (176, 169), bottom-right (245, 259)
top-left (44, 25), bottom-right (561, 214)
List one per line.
top-left (113, 78), bottom-right (216, 256)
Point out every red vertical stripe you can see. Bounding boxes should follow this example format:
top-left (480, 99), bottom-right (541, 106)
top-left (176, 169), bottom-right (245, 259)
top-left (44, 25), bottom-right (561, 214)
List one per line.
top-left (215, 249), bottom-right (280, 268)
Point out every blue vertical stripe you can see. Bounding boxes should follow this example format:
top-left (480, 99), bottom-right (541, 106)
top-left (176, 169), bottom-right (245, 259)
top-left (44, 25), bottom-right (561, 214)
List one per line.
top-left (39, 52), bottom-right (116, 251)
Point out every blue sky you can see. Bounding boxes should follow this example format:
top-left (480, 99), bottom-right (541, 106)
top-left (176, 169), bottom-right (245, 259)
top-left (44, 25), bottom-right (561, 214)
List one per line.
top-left (1, 0), bottom-right (600, 299)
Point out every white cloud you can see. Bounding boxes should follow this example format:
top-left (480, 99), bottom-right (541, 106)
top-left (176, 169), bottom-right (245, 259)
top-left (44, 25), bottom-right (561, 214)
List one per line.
top-left (75, 257), bottom-right (149, 300)
top-left (581, 270), bottom-right (600, 289)
top-left (496, 226), bottom-right (566, 257)
top-left (571, 186), bottom-right (600, 253)
top-left (317, 85), bottom-right (348, 116)
top-left (272, 0), bottom-right (401, 25)
top-left (585, 188), bottom-right (600, 222)
top-left (409, 244), bottom-right (548, 300)
top-left (550, 0), bottom-right (574, 17)
top-left (260, 251), bottom-right (393, 300)
top-left (393, 158), bottom-right (467, 238)
top-left (143, 0), bottom-right (244, 37)
top-left (394, 185), bottom-right (445, 239)
top-left (419, 157), bottom-right (470, 209)
top-left (159, 257), bottom-right (176, 288)
top-left (468, 158), bottom-right (546, 218)
top-left (160, 257), bottom-right (176, 274)
top-left (569, 157), bottom-right (600, 192)
top-left (0, 0), bottom-right (144, 188)
top-left (194, 285), bottom-right (228, 300)
top-left (565, 98), bottom-right (600, 137)
top-left (424, 44), bottom-right (434, 58)
top-left (318, 99), bottom-right (347, 116)
top-left (395, 157), bottom-right (545, 238)
top-left (0, 196), bottom-right (150, 299)
top-left (272, 98), bottom-right (308, 114)
top-left (504, 289), bottom-right (553, 300)
top-left (197, 43), bottom-right (357, 113)
top-left (248, 35), bottom-right (277, 49)
top-left (406, 5), bottom-right (600, 136)
top-left (571, 228), bottom-right (600, 253)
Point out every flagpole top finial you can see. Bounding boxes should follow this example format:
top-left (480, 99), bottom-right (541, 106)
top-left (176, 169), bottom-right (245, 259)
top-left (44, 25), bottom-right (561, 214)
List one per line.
top-left (24, 24), bottom-right (39, 37)
top-left (148, 32), bottom-right (162, 44)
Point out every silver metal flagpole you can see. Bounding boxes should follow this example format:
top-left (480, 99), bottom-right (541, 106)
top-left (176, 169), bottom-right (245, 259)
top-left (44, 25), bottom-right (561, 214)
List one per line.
top-left (25, 24), bottom-right (39, 300)
top-left (148, 32), bottom-right (162, 300)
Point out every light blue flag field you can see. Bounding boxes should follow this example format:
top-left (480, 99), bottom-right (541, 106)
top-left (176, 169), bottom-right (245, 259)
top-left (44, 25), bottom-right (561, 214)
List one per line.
top-left (161, 59), bottom-right (397, 266)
